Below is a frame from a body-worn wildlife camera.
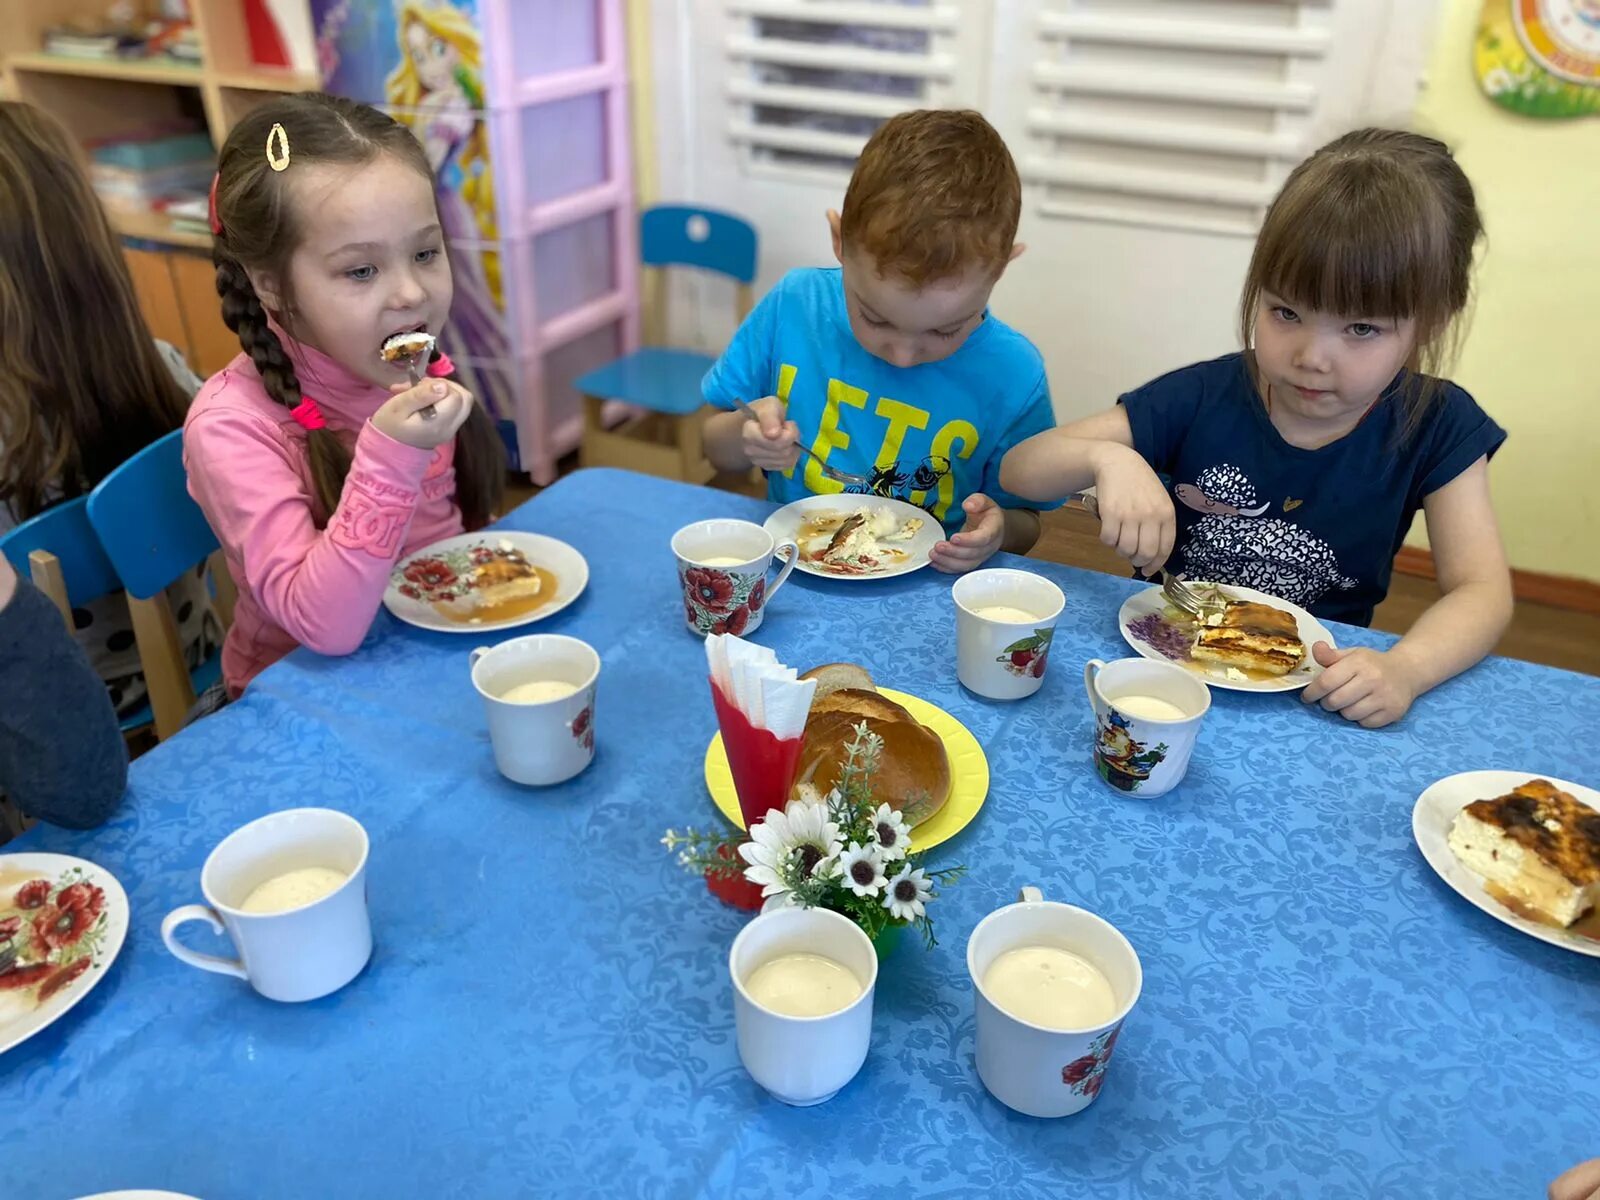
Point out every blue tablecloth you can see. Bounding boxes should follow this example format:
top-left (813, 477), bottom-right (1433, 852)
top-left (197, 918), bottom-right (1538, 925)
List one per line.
top-left (6, 468), bottom-right (1598, 1200)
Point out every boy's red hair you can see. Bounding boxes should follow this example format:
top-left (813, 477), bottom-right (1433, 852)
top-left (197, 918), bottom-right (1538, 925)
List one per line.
top-left (840, 109), bottom-right (1021, 286)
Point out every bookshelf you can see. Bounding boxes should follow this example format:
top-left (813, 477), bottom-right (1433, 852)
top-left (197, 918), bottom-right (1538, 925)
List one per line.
top-left (0, 0), bottom-right (317, 373)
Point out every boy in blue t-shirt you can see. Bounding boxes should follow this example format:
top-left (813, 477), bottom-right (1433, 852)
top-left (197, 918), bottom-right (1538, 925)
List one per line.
top-left (701, 109), bottom-right (1057, 573)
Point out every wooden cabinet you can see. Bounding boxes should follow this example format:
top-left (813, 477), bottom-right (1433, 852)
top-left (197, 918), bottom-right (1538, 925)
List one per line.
top-left (123, 246), bottom-right (240, 378)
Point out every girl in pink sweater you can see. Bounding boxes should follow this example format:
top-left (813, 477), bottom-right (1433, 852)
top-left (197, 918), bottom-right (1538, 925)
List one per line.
top-left (185, 94), bottom-right (505, 695)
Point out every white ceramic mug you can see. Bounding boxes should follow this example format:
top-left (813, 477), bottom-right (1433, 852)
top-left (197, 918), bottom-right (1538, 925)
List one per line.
top-left (672, 518), bottom-right (798, 637)
top-left (1084, 657), bottom-right (1211, 797)
top-left (161, 808), bottom-right (371, 1003)
top-left (729, 906), bottom-right (879, 1106)
top-left (952, 568), bottom-right (1066, 700)
top-left (470, 634), bottom-right (599, 786)
top-left (967, 886), bottom-right (1142, 1118)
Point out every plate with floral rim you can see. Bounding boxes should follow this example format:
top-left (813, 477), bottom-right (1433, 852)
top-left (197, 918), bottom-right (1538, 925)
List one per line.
top-left (0, 853), bottom-right (129, 1055)
top-left (1117, 581), bottom-right (1334, 693)
top-left (703, 687), bottom-right (989, 852)
top-left (384, 531), bottom-right (589, 634)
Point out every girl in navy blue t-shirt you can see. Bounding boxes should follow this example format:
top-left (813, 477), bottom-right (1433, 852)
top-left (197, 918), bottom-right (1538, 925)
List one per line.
top-left (1002, 129), bottom-right (1512, 729)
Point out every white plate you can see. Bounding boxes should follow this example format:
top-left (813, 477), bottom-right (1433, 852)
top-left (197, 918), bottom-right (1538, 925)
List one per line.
top-left (1412, 770), bottom-right (1600, 958)
top-left (1117, 582), bottom-right (1334, 693)
top-left (764, 495), bottom-right (942, 581)
top-left (0, 854), bottom-right (129, 1055)
top-left (74, 1192), bottom-right (202, 1199)
top-left (384, 531), bottom-right (589, 634)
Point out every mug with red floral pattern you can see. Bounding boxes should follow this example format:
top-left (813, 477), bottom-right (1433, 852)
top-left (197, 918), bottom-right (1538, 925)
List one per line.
top-left (671, 519), bottom-right (798, 637)
top-left (966, 886), bottom-right (1142, 1118)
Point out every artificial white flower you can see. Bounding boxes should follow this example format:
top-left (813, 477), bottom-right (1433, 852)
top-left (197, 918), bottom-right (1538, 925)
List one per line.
top-left (837, 841), bottom-right (887, 897)
top-left (761, 891), bottom-right (801, 914)
top-left (882, 865), bottom-right (933, 921)
top-left (782, 799), bottom-right (843, 878)
top-left (870, 803), bottom-right (911, 862)
top-left (737, 800), bottom-right (842, 898)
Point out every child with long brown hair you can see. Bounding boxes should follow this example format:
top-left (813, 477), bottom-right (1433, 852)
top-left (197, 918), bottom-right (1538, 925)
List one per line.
top-left (185, 92), bottom-right (504, 695)
top-left (1001, 129), bottom-right (1513, 728)
top-left (0, 100), bottom-right (217, 717)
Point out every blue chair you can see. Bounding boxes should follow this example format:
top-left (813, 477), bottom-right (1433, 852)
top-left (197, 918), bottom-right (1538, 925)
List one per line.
top-left (1, 497), bottom-right (157, 734)
top-left (575, 205), bottom-right (759, 483)
top-left (86, 429), bottom-right (231, 740)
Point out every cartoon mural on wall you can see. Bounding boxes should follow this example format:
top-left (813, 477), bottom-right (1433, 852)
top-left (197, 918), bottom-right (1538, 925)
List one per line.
top-left (312, 0), bottom-right (513, 418)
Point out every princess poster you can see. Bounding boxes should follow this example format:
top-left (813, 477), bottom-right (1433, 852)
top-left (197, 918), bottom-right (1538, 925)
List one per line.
top-left (310, 0), bottom-right (514, 419)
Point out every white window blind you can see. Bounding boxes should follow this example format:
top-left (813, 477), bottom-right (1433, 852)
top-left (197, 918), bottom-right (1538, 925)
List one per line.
top-left (722, 0), bottom-right (989, 178)
top-left (1017, 0), bottom-right (1344, 236)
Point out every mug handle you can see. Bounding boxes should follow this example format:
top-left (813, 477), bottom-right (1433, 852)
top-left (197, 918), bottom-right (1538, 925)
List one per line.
top-left (765, 539), bottom-right (800, 604)
top-left (161, 905), bottom-right (248, 980)
top-left (1083, 658), bottom-right (1106, 710)
top-left (1018, 886), bottom-right (1044, 903)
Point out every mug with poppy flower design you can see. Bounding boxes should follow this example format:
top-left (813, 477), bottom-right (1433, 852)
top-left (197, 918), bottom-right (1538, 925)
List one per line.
top-left (671, 519), bottom-right (798, 637)
top-left (966, 886), bottom-right (1142, 1118)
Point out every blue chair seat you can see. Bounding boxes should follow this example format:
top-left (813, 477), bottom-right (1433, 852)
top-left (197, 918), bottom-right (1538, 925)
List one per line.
top-left (573, 347), bottom-right (715, 416)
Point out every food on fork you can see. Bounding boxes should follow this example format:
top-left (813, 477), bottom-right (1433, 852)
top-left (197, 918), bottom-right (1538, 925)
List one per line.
top-left (801, 505), bottom-right (923, 573)
top-left (794, 662), bottom-right (949, 824)
top-left (381, 329), bottom-right (436, 365)
top-left (1447, 778), bottom-right (1600, 928)
top-left (1188, 600), bottom-right (1306, 676)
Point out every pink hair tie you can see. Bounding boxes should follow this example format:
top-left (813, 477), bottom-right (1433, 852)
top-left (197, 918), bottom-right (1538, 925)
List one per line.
top-left (289, 398), bottom-right (327, 431)
top-left (426, 352), bottom-right (455, 378)
top-left (207, 172), bottom-right (223, 236)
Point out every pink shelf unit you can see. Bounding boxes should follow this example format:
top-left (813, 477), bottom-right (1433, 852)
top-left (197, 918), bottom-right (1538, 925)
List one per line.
top-left (485, 0), bottom-right (639, 483)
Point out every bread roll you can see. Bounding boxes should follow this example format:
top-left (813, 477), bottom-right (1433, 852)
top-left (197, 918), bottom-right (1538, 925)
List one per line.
top-left (800, 663), bottom-right (875, 700)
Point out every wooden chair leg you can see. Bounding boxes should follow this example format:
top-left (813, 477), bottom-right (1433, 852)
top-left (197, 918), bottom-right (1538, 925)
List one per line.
top-left (675, 407), bottom-right (711, 484)
top-left (127, 592), bottom-right (198, 741)
top-left (207, 549), bottom-right (237, 632)
top-left (580, 394), bottom-right (607, 469)
top-left (26, 549), bottom-right (73, 632)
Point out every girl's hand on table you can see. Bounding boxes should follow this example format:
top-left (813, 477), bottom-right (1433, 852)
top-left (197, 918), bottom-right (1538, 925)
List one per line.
top-left (1300, 642), bottom-right (1418, 728)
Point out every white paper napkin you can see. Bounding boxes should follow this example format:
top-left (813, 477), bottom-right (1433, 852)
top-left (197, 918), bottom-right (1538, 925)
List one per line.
top-left (706, 634), bottom-right (815, 740)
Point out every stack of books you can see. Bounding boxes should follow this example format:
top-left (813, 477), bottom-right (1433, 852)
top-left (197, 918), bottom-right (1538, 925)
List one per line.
top-left (88, 130), bottom-right (216, 222)
top-left (43, 24), bottom-right (149, 60)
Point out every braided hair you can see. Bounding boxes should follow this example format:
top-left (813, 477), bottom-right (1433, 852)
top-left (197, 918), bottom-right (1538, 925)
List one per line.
top-left (210, 92), bottom-right (503, 527)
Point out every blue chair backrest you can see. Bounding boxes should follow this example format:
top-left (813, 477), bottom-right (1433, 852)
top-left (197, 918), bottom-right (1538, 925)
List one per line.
top-left (640, 206), bottom-right (758, 283)
top-left (87, 429), bottom-right (218, 601)
top-left (0, 496), bottom-right (120, 608)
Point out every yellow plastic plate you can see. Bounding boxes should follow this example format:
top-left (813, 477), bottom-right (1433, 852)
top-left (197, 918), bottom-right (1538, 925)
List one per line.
top-left (703, 688), bottom-right (990, 853)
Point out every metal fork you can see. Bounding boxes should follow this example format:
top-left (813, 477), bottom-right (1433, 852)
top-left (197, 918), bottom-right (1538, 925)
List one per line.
top-left (730, 397), bottom-right (868, 487)
top-left (1162, 571), bottom-right (1227, 622)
